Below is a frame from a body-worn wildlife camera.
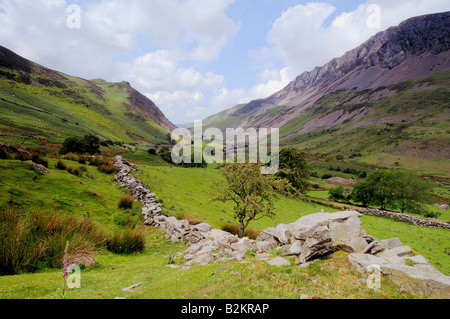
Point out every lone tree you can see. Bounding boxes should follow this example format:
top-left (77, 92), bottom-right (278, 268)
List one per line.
top-left (213, 162), bottom-right (294, 238)
top-left (276, 146), bottom-right (311, 194)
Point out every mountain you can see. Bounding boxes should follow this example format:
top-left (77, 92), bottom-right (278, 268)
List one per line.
top-left (0, 45), bottom-right (177, 146)
top-left (203, 12), bottom-right (450, 176)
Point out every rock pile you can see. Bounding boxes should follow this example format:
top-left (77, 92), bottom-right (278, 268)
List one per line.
top-left (113, 156), bottom-right (450, 299)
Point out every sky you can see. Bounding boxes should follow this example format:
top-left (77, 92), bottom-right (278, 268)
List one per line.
top-left (0, 0), bottom-right (449, 124)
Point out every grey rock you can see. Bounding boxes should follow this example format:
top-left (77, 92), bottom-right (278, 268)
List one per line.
top-left (192, 223), bottom-right (213, 233)
top-left (267, 257), bottom-right (291, 267)
top-left (301, 226), bottom-right (332, 261)
top-left (404, 255), bottom-right (431, 265)
top-left (329, 216), bottom-right (366, 253)
top-left (378, 250), bottom-right (406, 265)
top-left (389, 246), bottom-right (412, 257)
top-left (379, 238), bottom-right (403, 250)
top-left (348, 254), bottom-right (388, 274)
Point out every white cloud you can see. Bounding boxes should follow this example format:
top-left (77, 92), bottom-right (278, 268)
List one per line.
top-left (264, 0), bottom-right (450, 76)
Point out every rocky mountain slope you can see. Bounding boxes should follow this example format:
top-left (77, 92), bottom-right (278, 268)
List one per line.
top-left (203, 12), bottom-right (450, 175)
top-left (0, 45), bottom-right (176, 145)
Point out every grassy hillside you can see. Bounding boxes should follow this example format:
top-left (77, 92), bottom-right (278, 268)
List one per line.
top-left (0, 46), bottom-right (174, 147)
top-left (280, 70), bottom-right (450, 177)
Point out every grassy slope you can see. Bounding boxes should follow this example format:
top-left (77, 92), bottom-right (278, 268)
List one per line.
top-left (0, 68), bottom-right (169, 145)
top-left (280, 70), bottom-right (450, 177)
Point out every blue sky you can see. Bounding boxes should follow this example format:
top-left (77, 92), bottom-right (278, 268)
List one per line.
top-left (0, 0), bottom-right (449, 124)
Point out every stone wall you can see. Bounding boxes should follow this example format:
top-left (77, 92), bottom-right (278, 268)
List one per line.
top-left (356, 208), bottom-right (450, 230)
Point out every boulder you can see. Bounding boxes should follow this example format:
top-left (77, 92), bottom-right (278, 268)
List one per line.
top-left (404, 255), bottom-right (431, 266)
top-left (256, 240), bottom-right (276, 253)
top-left (329, 216), bottom-right (366, 253)
top-left (301, 226), bottom-right (333, 261)
top-left (348, 253), bottom-right (388, 273)
top-left (289, 211), bottom-right (362, 240)
top-left (379, 238), bottom-right (403, 250)
top-left (267, 257), bottom-right (291, 267)
top-left (192, 223), bottom-right (213, 233)
top-left (380, 264), bottom-right (450, 299)
top-left (388, 246), bottom-right (412, 257)
top-left (287, 241), bottom-right (303, 256)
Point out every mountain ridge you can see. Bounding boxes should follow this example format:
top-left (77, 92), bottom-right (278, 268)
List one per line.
top-left (204, 11), bottom-right (450, 132)
top-left (0, 45), bottom-right (177, 145)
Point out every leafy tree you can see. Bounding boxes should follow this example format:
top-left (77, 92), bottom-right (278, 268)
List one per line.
top-left (213, 162), bottom-right (294, 238)
top-left (351, 182), bottom-right (374, 207)
top-left (276, 147), bottom-right (311, 194)
top-left (390, 170), bottom-right (433, 214)
top-left (59, 134), bottom-right (100, 155)
top-left (83, 135), bottom-right (100, 155)
top-left (328, 186), bottom-right (347, 202)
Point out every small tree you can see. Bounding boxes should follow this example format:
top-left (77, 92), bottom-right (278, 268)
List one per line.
top-left (328, 186), bottom-right (347, 202)
top-left (276, 147), bottom-right (311, 194)
top-left (390, 170), bottom-right (433, 214)
top-left (213, 163), bottom-right (294, 238)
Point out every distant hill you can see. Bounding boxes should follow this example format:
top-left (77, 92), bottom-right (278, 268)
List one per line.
top-left (203, 12), bottom-right (450, 176)
top-left (0, 45), bottom-right (177, 145)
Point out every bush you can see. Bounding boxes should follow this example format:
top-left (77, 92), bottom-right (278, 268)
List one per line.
top-left (0, 207), bottom-right (105, 275)
top-left (321, 174), bottom-right (332, 180)
top-left (0, 148), bottom-right (8, 160)
top-left (56, 160), bottom-right (67, 170)
top-left (106, 227), bottom-right (146, 254)
top-left (221, 223), bottom-right (259, 240)
top-left (67, 166), bottom-right (83, 177)
top-left (148, 148), bottom-right (157, 155)
top-left (328, 186), bottom-right (347, 202)
top-left (98, 161), bottom-right (117, 174)
top-left (59, 135), bottom-right (100, 155)
top-left (78, 156), bottom-right (87, 165)
top-left (30, 152), bottom-right (48, 168)
top-left (118, 194), bottom-right (135, 209)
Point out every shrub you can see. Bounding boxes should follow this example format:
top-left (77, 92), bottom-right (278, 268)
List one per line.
top-left (0, 207), bottom-right (105, 275)
top-left (118, 194), bottom-right (135, 209)
top-left (221, 223), bottom-right (259, 240)
top-left (321, 174), bottom-right (332, 180)
top-left (56, 160), bottom-right (67, 170)
top-left (98, 161), bottom-right (117, 174)
top-left (106, 227), bottom-right (146, 254)
top-left (89, 155), bottom-right (105, 167)
top-left (30, 152), bottom-right (48, 168)
top-left (67, 166), bottom-right (83, 177)
top-left (148, 148), bottom-right (157, 155)
top-left (0, 148), bottom-right (8, 159)
top-left (59, 135), bottom-right (100, 155)
top-left (78, 156), bottom-right (87, 165)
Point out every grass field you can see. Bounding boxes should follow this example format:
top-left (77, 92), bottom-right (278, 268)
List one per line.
top-left (0, 152), bottom-right (449, 299)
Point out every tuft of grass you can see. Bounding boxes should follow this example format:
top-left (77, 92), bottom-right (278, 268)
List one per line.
top-left (0, 207), bottom-right (106, 275)
top-left (67, 166), bottom-right (83, 177)
top-left (106, 227), bottom-right (146, 255)
top-left (55, 159), bottom-right (67, 171)
top-left (118, 194), bottom-right (135, 210)
top-left (0, 148), bottom-right (9, 159)
top-left (221, 223), bottom-right (259, 240)
top-left (98, 161), bottom-right (117, 174)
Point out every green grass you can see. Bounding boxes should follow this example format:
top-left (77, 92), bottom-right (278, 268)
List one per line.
top-left (0, 154), bottom-right (448, 299)
top-left (0, 227), bottom-right (416, 299)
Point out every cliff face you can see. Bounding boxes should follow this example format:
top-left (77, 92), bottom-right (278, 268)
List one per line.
top-left (207, 12), bottom-right (450, 131)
